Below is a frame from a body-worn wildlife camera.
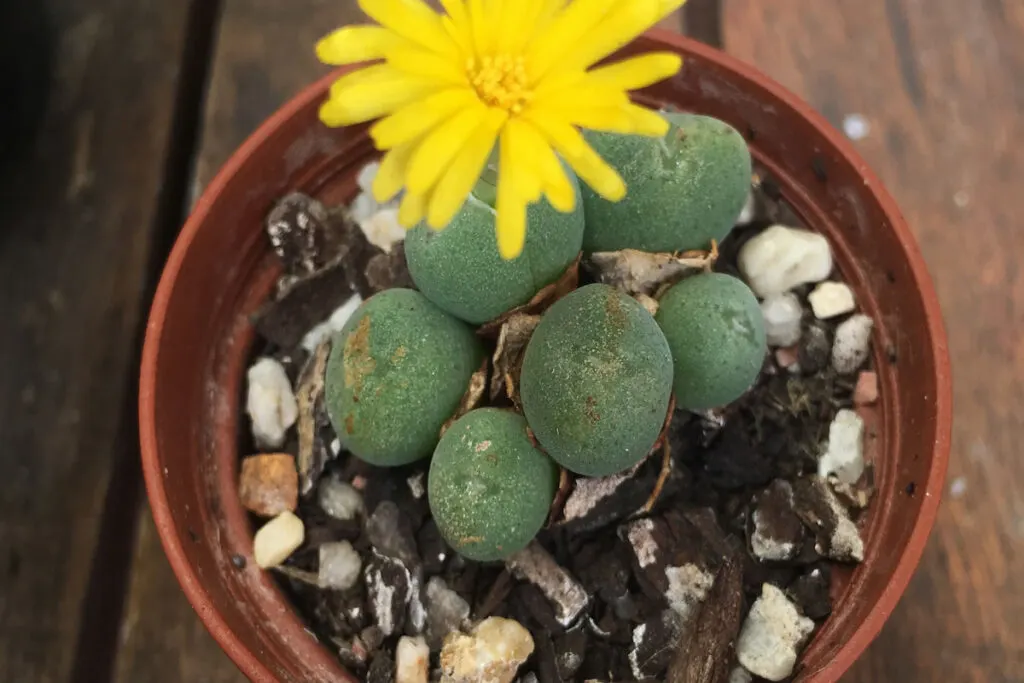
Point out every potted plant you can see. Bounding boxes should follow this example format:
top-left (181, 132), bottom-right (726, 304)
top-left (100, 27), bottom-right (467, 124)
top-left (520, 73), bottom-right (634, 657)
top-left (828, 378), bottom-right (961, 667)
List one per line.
top-left (139, 4), bottom-right (951, 683)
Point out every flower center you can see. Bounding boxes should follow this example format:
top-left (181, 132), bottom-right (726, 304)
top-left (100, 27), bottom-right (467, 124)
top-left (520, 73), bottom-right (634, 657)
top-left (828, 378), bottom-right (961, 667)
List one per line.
top-left (467, 54), bottom-right (532, 113)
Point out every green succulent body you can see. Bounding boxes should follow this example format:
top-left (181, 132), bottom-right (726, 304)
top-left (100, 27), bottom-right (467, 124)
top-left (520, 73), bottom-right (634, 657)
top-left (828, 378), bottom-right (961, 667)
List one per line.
top-left (655, 273), bottom-right (766, 411)
top-left (520, 284), bottom-right (674, 477)
top-left (324, 288), bottom-right (483, 467)
top-left (428, 408), bottom-right (558, 561)
top-left (581, 112), bottom-right (751, 253)
top-left (405, 173), bottom-right (585, 325)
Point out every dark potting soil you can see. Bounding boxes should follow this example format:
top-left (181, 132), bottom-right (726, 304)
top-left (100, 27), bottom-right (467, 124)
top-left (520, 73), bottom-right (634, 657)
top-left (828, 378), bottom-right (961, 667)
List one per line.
top-left (240, 172), bottom-right (876, 683)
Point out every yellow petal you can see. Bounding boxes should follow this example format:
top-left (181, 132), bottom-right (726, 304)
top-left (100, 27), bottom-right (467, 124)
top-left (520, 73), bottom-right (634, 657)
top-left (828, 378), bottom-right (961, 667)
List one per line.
top-left (358, 0), bottom-right (460, 59)
top-left (584, 52), bottom-right (683, 90)
top-left (320, 76), bottom-right (438, 126)
top-left (406, 102), bottom-right (488, 195)
top-left (316, 25), bottom-right (405, 66)
top-left (570, 0), bottom-right (686, 69)
top-left (466, 0), bottom-right (492, 55)
top-left (528, 0), bottom-right (618, 81)
top-left (370, 88), bottom-right (477, 149)
top-left (426, 108), bottom-right (507, 228)
top-left (386, 46), bottom-right (468, 85)
top-left (621, 103), bottom-right (672, 136)
top-left (547, 104), bottom-right (636, 133)
top-left (524, 114), bottom-right (625, 201)
top-left (514, 120), bottom-right (577, 212)
top-left (373, 143), bottom-right (417, 203)
top-left (501, 121), bottom-right (543, 203)
top-left (398, 191), bottom-right (428, 227)
top-left (495, 167), bottom-right (529, 259)
top-left (531, 84), bottom-right (629, 110)
top-left (440, 14), bottom-right (472, 55)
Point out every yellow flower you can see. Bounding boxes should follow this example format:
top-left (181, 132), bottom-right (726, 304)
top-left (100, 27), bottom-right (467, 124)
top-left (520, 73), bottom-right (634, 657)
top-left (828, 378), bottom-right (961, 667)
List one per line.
top-left (317, 0), bottom-right (685, 259)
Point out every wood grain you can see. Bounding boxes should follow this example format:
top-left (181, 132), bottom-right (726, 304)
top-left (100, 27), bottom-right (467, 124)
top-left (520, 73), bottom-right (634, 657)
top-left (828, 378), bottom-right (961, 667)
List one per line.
top-left (113, 2), bottom-right (366, 681)
top-left (0, 1), bottom-right (204, 681)
top-left (722, 1), bottom-right (1024, 680)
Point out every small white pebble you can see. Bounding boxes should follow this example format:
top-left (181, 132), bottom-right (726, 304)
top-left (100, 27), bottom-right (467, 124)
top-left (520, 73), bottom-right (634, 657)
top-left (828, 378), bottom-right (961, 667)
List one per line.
top-left (407, 473), bottom-right (426, 500)
top-left (440, 617), bottom-right (534, 683)
top-left (736, 584), bottom-right (815, 681)
top-left (954, 190), bottom-right (971, 209)
top-left (760, 293), bottom-right (803, 347)
top-left (664, 564), bottom-right (714, 622)
top-left (359, 207), bottom-right (405, 254)
top-left (808, 281), bottom-right (856, 319)
top-left (350, 191), bottom-right (378, 224)
top-left (317, 476), bottom-right (365, 520)
top-left (396, 636), bottom-right (430, 683)
top-left (832, 314), bottom-right (874, 374)
top-left (818, 409), bottom-right (865, 484)
top-left (318, 541), bottom-right (363, 590)
top-left (842, 114), bottom-right (870, 140)
top-left (246, 358), bottom-right (298, 449)
top-left (949, 476), bottom-right (967, 498)
top-left (330, 438), bottom-right (341, 456)
top-left (253, 511), bottom-right (305, 569)
top-left (357, 161), bottom-right (381, 194)
top-left (738, 225), bottom-right (833, 298)
top-left (300, 294), bottom-right (364, 353)
top-left (736, 190), bottom-right (756, 225)
top-left (729, 666), bottom-right (754, 683)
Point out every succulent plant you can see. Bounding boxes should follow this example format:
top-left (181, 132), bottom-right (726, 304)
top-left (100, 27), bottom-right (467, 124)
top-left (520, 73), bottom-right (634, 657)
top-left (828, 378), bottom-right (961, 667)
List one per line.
top-left (655, 272), bottom-right (767, 411)
top-left (325, 288), bottom-right (483, 467)
top-left (520, 284), bottom-right (674, 477)
top-left (405, 171), bottom-right (585, 325)
top-left (428, 408), bottom-right (559, 561)
top-left (581, 112), bottom-right (751, 254)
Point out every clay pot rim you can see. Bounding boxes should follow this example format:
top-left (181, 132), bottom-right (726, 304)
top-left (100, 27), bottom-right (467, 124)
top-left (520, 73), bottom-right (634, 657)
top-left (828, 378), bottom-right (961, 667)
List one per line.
top-left (139, 29), bottom-right (952, 683)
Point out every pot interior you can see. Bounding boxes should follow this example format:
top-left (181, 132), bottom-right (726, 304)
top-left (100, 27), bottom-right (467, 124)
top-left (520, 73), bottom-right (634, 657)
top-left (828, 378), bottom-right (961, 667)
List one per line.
top-left (141, 32), bottom-right (948, 683)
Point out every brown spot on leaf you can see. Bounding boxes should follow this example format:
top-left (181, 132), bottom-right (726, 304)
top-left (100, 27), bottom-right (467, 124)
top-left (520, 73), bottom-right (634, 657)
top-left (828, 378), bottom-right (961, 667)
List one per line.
top-left (345, 413), bottom-right (355, 435)
top-left (391, 345), bottom-right (407, 364)
top-left (343, 316), bottom-right (375, 393)
top-left (585, 395), bottom-right (601, 424)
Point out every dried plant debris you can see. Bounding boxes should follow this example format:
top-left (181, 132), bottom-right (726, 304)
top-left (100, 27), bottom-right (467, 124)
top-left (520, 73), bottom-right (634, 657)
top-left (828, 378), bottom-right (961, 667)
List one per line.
top-left (243, 171), bottom-right (879, 682)
top-left (295, 340), bottom-right (332, 495)
top-left (477, 258), bottom-right (580, 337)
top-left (505, 542), bottom-right (589, 628)
top-left (585, 248), bottom-right (714, 297)
top-left (442, 358), bottom-right (489, 435)
top-left (490, 313), bottom-right (541, 402)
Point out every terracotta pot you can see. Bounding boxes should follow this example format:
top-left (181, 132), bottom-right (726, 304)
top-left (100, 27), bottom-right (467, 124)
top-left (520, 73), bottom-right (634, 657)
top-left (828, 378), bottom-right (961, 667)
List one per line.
top-left (139, 30), bottom-right (952, 683)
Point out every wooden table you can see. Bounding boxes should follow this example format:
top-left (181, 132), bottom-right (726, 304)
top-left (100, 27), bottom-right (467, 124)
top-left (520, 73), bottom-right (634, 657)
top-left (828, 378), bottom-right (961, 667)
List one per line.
top-left (1, 1), bottom-right (1020, 681)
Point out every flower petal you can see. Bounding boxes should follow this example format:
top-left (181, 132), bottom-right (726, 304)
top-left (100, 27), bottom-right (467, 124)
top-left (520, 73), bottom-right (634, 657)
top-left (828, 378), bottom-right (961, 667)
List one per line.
top-left (569, 0), bottom-right (686, 69)
top-left (373, 143), bottom-right (417, 203)
top-left (370, 88), bottom-right (477, 149)
top-left (524, 113), bottom-right (625, 201)
top-left (386, 46), bottom-right (468, 85)
top-left (496, 135), bottom-right (530, 259)
top-left (426, 108), bottom-right (506, 228)
top-left (316, 25), bottom-right (407, 65)
top-left (398, 190), bottom-right (429, 227)
top-left (321, 69), bottom-right (439, 126)
top-left (358, 0), bottom-right (460, 58)
top-left (584, 52), bottom-right (683, 90)
top-left (514, 120), bottom-right (577, 213)
top-left (548, 104), bottom-right (636, 133)
top-left (528, 0), bottom-right (618, 80)
top-left (405, 102), bottom-right (488, 195)
top-left (621, 103), bottom-right (671, 136)
top-left (531, 84), bottom-right (629, 110)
